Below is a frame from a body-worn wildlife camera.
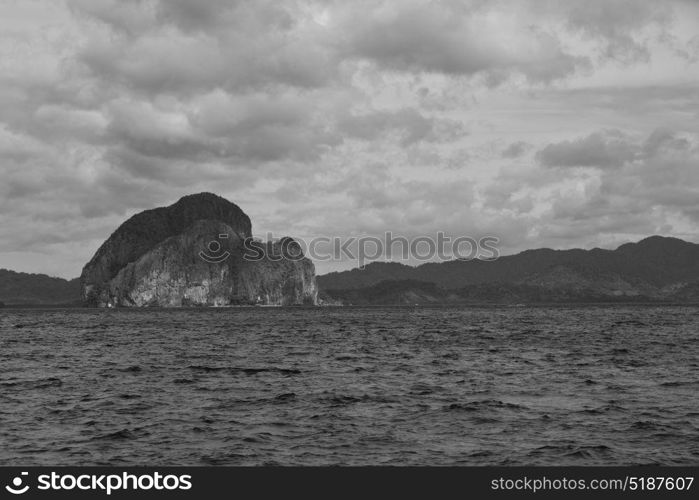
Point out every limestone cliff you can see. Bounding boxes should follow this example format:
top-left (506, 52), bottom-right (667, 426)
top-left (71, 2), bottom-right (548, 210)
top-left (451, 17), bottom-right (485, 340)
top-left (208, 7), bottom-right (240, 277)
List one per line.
top-left (80, 194), bottom-right (317, 307)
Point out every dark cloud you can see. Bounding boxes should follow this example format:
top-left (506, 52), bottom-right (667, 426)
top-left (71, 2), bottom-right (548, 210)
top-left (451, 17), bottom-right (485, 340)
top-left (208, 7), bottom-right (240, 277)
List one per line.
top-left (537, 128), bottom-right (695, 170)
top-left (501, 141), bottom-right (531, 159)
top-left (338, 108), bottom-right (466, 146)
top-left (562, 0), bottom-right (670, 63)
top-left (156, 0), bottom-right (242, 33)
top-left (1, 0), bottom-right (698, 277)
top-left (68, 1), bottom-right (335, 97)
top-left (156, 0), bottom-right (296, 34)
top-left (338, 0), bottom-right (589, 84)
top-left (642, 128), bottom-right (691, 157)
top-left (486, 128), bottom-right (699, 250)
top-left (536, 130), bottom-right (638, 168)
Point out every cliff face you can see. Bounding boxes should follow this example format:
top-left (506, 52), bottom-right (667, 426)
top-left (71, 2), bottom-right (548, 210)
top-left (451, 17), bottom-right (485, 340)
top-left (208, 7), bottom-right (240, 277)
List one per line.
top-left (81, 194), bottom-right (317, 307)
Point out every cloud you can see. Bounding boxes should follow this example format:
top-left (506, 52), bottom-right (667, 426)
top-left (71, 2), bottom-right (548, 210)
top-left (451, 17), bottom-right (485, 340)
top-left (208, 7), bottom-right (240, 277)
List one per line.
top-left (542, 84), bottom-right (699, 116)
top-left (536, 130), bottom-right (638, 168)
top-left (642, 128), bottom-right (691, 156)
top-left (537, 128), bottom-right (695, 170)
top-left (189, 90), bottom-right (342, 162)
top-left (71, 0), bottom-right (336, 94)
top-left (336, 0), bottom-right (589, 84)
top-left (485, 128), bottom-right (699, 249)
top-left (562, 0), bottom-right (670, 63)
top-left (501, 141), bottom-right (531, 159)
top-left (1, 0), bottom-right (699, 277)
top-left (338, 108), bottom-right (466, 146)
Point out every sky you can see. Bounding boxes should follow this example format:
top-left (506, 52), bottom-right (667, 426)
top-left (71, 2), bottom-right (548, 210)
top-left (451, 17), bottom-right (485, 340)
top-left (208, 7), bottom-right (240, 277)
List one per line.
top-left (1, 0), bottom-right (699, 279)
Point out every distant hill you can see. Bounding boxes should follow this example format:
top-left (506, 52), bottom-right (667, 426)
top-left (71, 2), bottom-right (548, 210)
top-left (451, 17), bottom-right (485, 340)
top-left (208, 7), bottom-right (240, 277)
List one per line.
top-left (318, 236), bottom-right (699, 304)
top-left (6, 235), bottom-right (699, 306)
top-left (0, 269), bottom-right (81, 306)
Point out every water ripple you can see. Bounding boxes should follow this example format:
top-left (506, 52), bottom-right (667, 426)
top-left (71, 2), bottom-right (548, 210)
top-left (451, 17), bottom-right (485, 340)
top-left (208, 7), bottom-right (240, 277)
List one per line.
top-left (0, 305), bottom-right (697, 465)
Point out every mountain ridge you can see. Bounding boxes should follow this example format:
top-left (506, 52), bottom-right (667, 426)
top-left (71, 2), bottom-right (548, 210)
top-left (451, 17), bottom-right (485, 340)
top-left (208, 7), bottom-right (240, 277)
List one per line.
top-left (2, 235), bottom-right (699, 306)
top-left (318, 236), bottom-right (699, 304)
top-left (0, 269), bottom-right (81, 305)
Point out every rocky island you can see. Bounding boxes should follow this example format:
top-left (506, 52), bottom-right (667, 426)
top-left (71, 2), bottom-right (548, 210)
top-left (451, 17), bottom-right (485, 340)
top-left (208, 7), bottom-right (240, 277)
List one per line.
top-left (80, 193), bottom-right (317, 307)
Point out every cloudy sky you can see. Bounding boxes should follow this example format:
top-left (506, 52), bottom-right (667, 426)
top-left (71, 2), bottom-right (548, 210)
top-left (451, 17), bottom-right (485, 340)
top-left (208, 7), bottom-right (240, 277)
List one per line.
top-left (1, 0), bottom-right (699, 278)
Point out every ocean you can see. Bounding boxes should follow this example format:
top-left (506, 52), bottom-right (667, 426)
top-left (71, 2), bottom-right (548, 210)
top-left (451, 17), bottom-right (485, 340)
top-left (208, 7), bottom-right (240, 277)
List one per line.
top-left (1, 305), bottom-right (698, 465)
